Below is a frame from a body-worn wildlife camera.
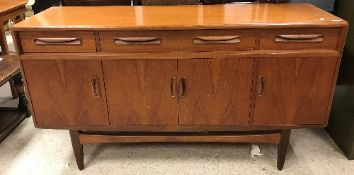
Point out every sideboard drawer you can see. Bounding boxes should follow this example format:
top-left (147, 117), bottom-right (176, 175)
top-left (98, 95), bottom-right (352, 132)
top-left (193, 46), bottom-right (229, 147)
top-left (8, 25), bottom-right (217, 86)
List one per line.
top-left (19, 31), bottom-right (97, 53)
top-left (260, 28), bottom-right (340, 50)
top-left (180, 30), bottom-right (256, 51)
top-left (100, 31), bottom-right (180, 52)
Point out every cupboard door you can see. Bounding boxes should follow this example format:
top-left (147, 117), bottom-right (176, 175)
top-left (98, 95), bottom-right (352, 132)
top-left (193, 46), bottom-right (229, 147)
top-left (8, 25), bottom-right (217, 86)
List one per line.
top-left (103, 60), bottom-right (178, 126)
top-left (22, 58), bottom-right (109, 127)
top-left (178, 58), bottom-right (254, 126)
top-left (253, 57), bottom-right (338, 125)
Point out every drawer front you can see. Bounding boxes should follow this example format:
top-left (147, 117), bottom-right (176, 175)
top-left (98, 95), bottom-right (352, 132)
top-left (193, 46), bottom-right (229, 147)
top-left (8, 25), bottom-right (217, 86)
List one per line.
top-left (180, 30), bottom-right (256, 51)
top-left (260, 28), bottom-right (340, 50)
top-left (100, 31), bottom-right (180, 52)
top-left (19, 31), bottom-right (97, 53)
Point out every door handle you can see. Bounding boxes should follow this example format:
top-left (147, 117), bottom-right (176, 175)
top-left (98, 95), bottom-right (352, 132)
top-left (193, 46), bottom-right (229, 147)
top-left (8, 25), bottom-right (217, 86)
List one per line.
top-left (170, 76), bottom-right (177, 98)
top-left (258, 76), bottom-right (265, 97)
top-left (274, 34), bottom-right (324, 43)
top-left (114, 37), bottom-right (161, 45)
top-left (91, 77), bottom-right (101, 98)
top-left (193, 36), bottom-right (241, 44)
top-left (34, 38), bottom-right (82, 45)
top-left (179, 77), bottom-right (187, 98)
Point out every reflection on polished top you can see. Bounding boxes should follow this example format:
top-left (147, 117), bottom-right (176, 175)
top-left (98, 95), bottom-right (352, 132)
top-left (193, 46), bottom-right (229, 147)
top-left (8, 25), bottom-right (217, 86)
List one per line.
top-left (13, 3), bottom-right (347, 31)
top-left (0, 0), bottom-right (27, 14)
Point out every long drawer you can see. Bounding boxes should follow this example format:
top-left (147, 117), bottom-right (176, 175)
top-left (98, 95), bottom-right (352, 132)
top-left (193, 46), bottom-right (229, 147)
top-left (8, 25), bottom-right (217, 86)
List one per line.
top-left (260, 28), bottom-right (340, 50)
top-left (179, 29), bottom-right (256, 51)
top-left (19, 31), bottom-right (97, 53)
top-left (99, 30), bottom-right (256, 52)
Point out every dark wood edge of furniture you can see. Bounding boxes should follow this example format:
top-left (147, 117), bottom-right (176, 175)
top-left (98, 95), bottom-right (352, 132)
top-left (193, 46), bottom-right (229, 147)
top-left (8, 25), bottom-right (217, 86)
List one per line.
top-left (0, 73), bottom-right (30, 143)
top-left (0, 109), bottom-right (26, 143)
top-left (0, 56), bottom-right (30, 143)
top-left (0, 68), bottom-right (19, 85)
top-left (37, 124), bottom-right (324, 131)
top-left (70, 129), bottom-right (291, 170)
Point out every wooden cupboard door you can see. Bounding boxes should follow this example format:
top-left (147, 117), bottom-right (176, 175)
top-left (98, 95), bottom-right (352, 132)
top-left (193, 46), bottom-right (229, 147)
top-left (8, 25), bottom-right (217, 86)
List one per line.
top-left (103, 60), bottom-right (178, 126)
top-left (253, 57), bottom-right (338, 125)
top-left (22, 58), bottom-right (109, 127)
top-left (178, 58), bottom-right (254, 126)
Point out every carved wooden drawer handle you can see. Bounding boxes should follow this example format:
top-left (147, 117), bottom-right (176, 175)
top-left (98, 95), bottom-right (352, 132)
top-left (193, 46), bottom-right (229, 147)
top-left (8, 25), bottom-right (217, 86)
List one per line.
top-left (34, 38), bottom-right (82, 45)
top-left (114, 37), bottom-right (161, 45)
top-left (275, 34), bottom-right (324, 43)
top-left (193, 36), bottom-right (241, 44)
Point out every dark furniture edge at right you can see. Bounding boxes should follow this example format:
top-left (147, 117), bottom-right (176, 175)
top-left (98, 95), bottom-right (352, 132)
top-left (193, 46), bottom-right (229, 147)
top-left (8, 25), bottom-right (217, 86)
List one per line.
top-left (327, 0), bottom-right (354, 160)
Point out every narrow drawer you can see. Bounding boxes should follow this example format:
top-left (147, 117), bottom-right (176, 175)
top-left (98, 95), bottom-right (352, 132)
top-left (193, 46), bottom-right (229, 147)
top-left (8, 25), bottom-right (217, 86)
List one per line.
top-left (260, 28), bottom-right (340, 50)
top-left (19, 31), bottom-right (96, 53)
top-left (100, 31), bottom-right (180, 52)
top-left (180, 30), bottom-right (256, 51)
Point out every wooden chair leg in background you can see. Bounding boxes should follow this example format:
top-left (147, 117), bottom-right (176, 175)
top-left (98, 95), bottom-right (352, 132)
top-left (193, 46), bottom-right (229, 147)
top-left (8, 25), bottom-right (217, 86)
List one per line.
top-left (277, 129), bottom-right (291, 170)
top-left (70, 130), bottom-right (84, 170)
top-left (13, 73), bottom-right (29, 116)
top-left (9, 79), bottom-right (19, 99)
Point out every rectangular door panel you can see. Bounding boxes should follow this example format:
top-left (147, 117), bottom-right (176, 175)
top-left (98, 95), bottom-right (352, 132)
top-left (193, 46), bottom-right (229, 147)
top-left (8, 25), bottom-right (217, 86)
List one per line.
top-left (253, 57), bottom-right (338, 125)
top-left (22, 58), bottom-right (109, 127)
top-left (103, 59), bottom-right (178, 126)
top-left (178, 58), bottom-right (254, 126)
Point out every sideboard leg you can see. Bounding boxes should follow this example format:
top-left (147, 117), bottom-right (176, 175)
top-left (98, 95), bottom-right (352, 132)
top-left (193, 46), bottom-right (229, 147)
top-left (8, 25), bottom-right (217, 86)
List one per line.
top-left (69, 130), bottom-right (84, 170)
top-left (277, 129), bottom-right (291, 170)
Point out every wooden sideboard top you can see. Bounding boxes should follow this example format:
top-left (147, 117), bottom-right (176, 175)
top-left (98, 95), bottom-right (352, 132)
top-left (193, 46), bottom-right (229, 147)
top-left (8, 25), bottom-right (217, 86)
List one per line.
top-left (12, 3), bottom-right (347, 31)
top-left (0, 0), bottom-right (27, 15)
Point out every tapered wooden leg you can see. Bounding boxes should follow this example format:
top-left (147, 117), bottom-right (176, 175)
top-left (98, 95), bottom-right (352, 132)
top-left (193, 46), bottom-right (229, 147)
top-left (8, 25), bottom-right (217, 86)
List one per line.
top-left (69, 130), bottom-right (84, 170)
top-left (277, 129), bottom-right (291, 170)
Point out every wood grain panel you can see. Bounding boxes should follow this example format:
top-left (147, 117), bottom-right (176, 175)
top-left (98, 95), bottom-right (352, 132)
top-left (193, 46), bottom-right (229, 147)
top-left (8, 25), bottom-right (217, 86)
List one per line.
top-left (253, 57), bottom-right (338, 125)
top-left (260, 28), bottom-right (340, 50)
top-left (178, 58), bottom-right (254, 126)
top-left (19, 31), bottom-right (96, 53)
top-left (17, 50), bottom-right (341, 60)
top-left (103, 59), bottom-right (178, 126)
top-left (80, 132), bottom-right (281, 144)
top-left (21, 57), bottom-right (109, 127)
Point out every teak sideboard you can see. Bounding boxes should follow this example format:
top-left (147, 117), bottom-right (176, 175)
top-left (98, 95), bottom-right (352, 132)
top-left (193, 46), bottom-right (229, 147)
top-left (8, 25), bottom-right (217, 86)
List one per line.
top-left (11, 4), bottom-right (348, 170)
